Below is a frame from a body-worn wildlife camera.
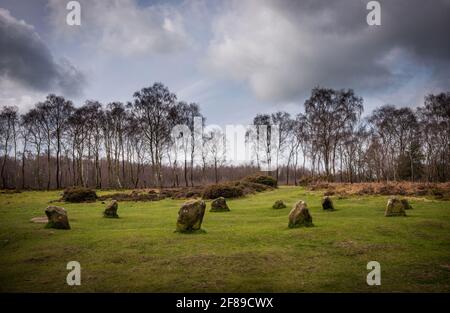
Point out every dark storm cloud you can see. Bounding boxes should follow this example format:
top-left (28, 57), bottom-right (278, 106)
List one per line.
top-left (206, 0), bottom-right (450, 102)
top-left (0, 8), bottom-right (85, 97)
top-left (274, 0), bottom-right (450, 57)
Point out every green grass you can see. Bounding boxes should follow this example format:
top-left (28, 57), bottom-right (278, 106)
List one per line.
top-left (0, 187), bottom-right (449, 292)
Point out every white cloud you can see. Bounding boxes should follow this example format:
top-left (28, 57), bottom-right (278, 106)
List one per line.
top-left (205, 1), bottom-right (309, 101)
top-left (47, 0), bottom-right (190, 56)
top-left (0, 78), bottom-right (46, 113)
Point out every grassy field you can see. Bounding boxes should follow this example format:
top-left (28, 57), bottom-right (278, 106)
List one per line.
top-left (0, 186), bottom-right (449, 292)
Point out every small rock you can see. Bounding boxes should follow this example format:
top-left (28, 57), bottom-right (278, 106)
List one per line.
top-left (322, 196), bottom-right (335, 210)
top-left (210, 197), bottom-right (230, 212)
top-left (272, 200), bottom-right (286, 209)
top-left (104, 200), bottom-right (119, 218)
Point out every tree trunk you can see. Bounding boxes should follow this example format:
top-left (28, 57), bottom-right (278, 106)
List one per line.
top-left (21, 138), bottom-right (27, 189)
top-left (184, 156), bottom-right (188, 187)
top-left (56, 139), bottom-right (60, 189)
top-left (214, 159), bottom-right (218, 184)
top-left (47, 144), bottom-right (51, 190)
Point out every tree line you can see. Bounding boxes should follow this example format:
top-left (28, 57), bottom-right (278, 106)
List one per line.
top-left (255, 88), bottom-right (449, 184)
top-left (0, 83), bottom-right (449, 190)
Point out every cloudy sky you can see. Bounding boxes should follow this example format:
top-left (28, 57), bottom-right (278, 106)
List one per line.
top-left (0, 0), bottom-right (449, 125)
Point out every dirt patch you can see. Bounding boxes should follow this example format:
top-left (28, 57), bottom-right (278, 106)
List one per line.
top-left (333, 240), bottom-right (368, 256)
top-left (25, 255), bottom-right (51, 263)
top-left (407, 263), bottom-right (448, 284)
top-left (332, 240), bottom-right (399, 256)
top-left (411, 230), bottom-right (441, 240)
top-left (415, 221), bottom-right (446, 229)
top-left (30, 217), bottom-right (48, 224)
top-left (176, 252), bottom-right (281, 272)
top-left (374, 225), bottom-right (398, 236)
top-left (106, 255), bottom-right (130, 264)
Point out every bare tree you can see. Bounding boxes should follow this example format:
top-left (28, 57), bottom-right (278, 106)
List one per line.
top-left (0, 106), bottom-right (18, 188)
top-left (1, 88), bottom-right (449, 189)
top-left (271, 111), bottom-right (292, 182)
top-left (204, 127), bottom-right (226, 183)
top-left (304, 87), bottom-right (363, 181)
top-left (418, 92), bottom-right (450, 181)
top-left (130, 83), bottom-right (177, 188)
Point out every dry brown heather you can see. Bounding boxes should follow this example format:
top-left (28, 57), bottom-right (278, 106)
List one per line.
top-left (94, 175), bottom-right (277, 201)
top-left (308, 181), bottom-right (450, 200)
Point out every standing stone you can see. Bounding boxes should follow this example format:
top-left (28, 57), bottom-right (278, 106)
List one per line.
top-left (45, 206), bottom-right (70, 229)
top-left (288, 200), bottom-right (313, 228)
top-left (272, 200), bottom-right (286, 209)
top-left (322, 196), bottom-right (335, 210)
top-left (104, 200), bottom-right (119, 218)
top-left (401, 199), bottom-right (413, 210)
top-left (385, 198), bottom-right (407, 217)
top-left (176, 200), bottom-right (206, 232)
top-left (210, 197), bottom-right (230, 212)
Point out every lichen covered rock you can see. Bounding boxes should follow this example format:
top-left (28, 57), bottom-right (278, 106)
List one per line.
top-left (104, 200), bottom-right (119, 218)
top-left (288, 200), bottom-right (313, 228)
top-left (210, 197), bottom-right (230, 212)
top-left (385, 198), bottom-right (407, 217)
top-left (272, 200), bottom-right (286, 209)
top-left (45, 206), bottom-right (70, 229)
top-left (322, 196), bottom-right (335, 210)
top-left (176, 200), bottom-right (206, 232)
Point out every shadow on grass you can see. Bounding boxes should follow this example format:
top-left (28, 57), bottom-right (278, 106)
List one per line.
top-left (174, 229), bottom-right (207, 235)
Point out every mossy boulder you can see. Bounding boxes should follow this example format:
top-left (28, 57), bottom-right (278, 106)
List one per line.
top-left (45, 206), bottom-right (70, 229)
top-left (272, 200), bottom-right (286, 209)
top-left (176, 200), bottom-right (206, 232)
top-left (385, 198), bottom-right (407, 217)
top-left (104, 200), bottom-right (119, 218)
top-left (62, 187), bottom-right (97, 203)
top-left (288, 201), bottom-right (313, 228)
top-left (322, 196), bottom-right (335, 210)
top-left (210, 197), bottom-right (230, 212)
